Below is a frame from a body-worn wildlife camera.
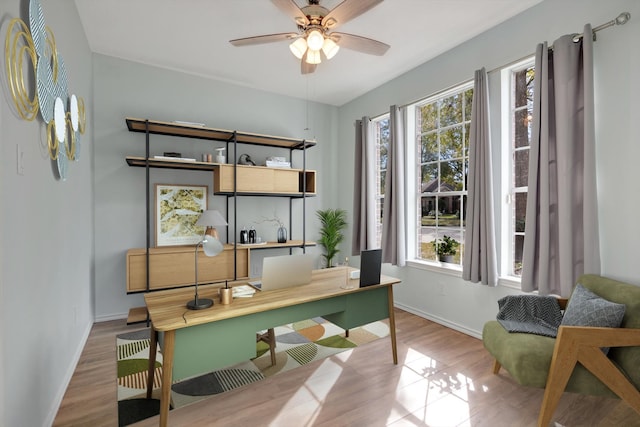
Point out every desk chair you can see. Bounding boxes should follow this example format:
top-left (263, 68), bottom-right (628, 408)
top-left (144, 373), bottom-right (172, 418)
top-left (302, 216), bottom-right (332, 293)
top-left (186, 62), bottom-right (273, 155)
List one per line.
top-left (257, 328), bottom-right (276, 366)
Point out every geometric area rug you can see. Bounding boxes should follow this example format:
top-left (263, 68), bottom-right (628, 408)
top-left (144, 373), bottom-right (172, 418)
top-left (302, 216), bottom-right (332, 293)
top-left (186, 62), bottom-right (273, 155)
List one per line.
top-left (117, 317), bottom-right (389, 426)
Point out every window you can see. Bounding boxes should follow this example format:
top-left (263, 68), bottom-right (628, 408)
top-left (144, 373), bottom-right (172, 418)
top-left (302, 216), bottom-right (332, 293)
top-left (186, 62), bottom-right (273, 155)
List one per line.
top-left (373, 115), bottom-right (389, 247)
top-left (414, 83), bottom-right (473, 266)
top-left (501, 59), bottom-right (535, 278)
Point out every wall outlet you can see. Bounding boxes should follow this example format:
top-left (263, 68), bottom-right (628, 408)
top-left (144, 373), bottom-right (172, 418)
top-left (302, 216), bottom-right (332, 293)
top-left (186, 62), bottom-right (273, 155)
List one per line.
top-left (251, 263), bottom-right (260, 277)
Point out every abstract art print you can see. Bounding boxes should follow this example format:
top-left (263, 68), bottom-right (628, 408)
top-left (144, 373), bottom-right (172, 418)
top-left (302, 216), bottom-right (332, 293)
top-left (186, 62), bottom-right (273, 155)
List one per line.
top-left (155, 184), bottom-right (207, 247)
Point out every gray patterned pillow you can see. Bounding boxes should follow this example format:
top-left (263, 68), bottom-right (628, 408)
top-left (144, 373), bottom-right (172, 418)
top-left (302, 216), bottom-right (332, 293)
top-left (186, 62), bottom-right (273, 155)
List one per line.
top-left (561, 283), bottom-right (626, 354)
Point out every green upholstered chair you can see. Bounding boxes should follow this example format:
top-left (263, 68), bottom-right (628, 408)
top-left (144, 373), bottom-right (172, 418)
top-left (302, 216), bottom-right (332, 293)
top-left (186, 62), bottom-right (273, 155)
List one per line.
top-left (482, 274), bottom-right (640, 426)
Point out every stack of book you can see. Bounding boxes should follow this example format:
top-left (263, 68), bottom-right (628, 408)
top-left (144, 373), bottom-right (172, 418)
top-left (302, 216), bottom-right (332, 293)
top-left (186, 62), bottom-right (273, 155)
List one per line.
top-left (265, 156), bottom-right (291, 168)
top-left (232, 285), bottom-right (257, 298)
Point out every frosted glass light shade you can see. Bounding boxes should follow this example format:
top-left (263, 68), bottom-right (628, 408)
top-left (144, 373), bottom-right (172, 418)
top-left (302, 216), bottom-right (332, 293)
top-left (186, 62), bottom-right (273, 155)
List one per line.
top-left (322, 38), bottom-right (340, 59)
top-left (289, 38), bottom-right (307, 59)
top-left (201, 236), bottom-right (224, 256)
top-left (305, 49), bottom-right (321, 64)
top-left (306, 29), bottom-right (324, 51)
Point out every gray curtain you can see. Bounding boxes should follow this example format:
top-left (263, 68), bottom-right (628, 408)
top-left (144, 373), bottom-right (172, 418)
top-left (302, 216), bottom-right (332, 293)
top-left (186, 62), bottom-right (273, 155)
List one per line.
top-left (522, 25), bottom-right (600, 297)
top-left (352, 117), bottom-right (377, 254)
top-left (381, 105), bottom-right (406, 266)
top-left (463, 68), bottom-right (498, 285)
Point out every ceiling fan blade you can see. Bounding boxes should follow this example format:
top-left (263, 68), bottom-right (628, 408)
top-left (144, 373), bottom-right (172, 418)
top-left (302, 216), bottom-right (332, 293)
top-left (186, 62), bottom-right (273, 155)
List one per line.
top-left (330, 32), bottom-right (390, 56)
top-left (230, 32), bottom-right (298, 46)
top-left (271, 0), bottom-right (310, 26)
top-left (301, 58), bottom-right (317, 75)
top-left (321, 0), bottom-right (383, 28)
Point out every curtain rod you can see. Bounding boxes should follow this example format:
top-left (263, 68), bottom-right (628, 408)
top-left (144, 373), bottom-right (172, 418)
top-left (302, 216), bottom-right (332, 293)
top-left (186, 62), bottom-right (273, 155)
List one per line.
top-left (380, 11), bottom-right (631, 115)
top-left (572, 11), bottom-right (630, 42)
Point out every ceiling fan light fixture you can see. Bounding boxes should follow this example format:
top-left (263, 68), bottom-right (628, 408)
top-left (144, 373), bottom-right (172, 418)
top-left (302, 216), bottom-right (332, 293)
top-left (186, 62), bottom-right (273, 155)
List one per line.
top-left (289, 37), bottom-right (308, 59)
top-left (322, 38), bottom-right (339, 59)
top-left (306, 29), bottom-right (325, 51)
top-left (305, 49), bottom-right (321, 65)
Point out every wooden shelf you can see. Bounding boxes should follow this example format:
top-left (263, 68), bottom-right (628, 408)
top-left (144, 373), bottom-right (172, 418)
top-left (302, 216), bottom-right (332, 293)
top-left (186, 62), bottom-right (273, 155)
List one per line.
top-left (125, 156), bottom-right (218, 171)
top-left (237, 240), bottom-right (316, 250)
top-left (126, 117), bottom-right (316, 149)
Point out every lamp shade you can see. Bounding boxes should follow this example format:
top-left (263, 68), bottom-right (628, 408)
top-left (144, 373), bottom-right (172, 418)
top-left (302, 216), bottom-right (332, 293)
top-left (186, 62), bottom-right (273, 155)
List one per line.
top-left (305, 49), bottom-right (321, 65)
top-left (289, 38), bottom-right (307, 59)
top-left (306, 29), bottom-right (324, 51)
top-left (196, 209), bottom-right (228, 227)
top-left (201, 236), bottom-right (224, 256)
top-left (322, 38), bottom-right (340, 59)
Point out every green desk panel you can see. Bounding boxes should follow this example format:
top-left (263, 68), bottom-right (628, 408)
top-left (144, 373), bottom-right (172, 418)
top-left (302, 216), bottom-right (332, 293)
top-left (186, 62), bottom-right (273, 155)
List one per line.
top-left (323, 287), bottom-right (389, 329)
top-left (171, 296), bottom-right (346, 381)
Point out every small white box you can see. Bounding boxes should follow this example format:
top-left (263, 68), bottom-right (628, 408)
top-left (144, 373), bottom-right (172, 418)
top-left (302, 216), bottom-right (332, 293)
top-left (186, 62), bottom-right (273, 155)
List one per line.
top-left (350, 270), bottom-right (360, 280)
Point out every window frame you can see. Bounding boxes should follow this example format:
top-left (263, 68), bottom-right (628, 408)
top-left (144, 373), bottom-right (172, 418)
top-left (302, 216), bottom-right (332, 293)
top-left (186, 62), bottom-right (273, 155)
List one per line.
top-left (372, 114), bottom-right (390, 248)
top-left (406, 81), bottom-right (474, 271)
top-left (499, 57), bottom-right (535, 284)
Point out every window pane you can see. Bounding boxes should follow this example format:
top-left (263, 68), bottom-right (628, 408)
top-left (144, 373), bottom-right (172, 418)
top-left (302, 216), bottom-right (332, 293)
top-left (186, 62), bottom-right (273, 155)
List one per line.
top-left (514, 68), bottom-right (530, 108)
top-left (515, 192), bottom-right (527, 232)
top-left (421, 196), bottom-right (436, 219)
top-left (440, 160), bottom-right (464, 191)
top-left (420, 103), bottom-right (437, 132)
top-left (514, 109), bottom-right (530, 148)
top-left (421, 164), bottom-right (438, 190)
top-left (440, 125), bottom-right (463, 160)
top-left (380, 171), bottom-right (386, 196)
top-left (464, 88), bottom-right (473, 120)
top-left (514, 234), bottom-right (524, 276)
top-left (421, 132), bottom-right (438, 162)
top-left (464, 122), bottom-right (470, 157)
top-left (461, 194), bottom-right (467, 227)
top-left (440, 94), bottom-right (462, 127)
top-left (514, 149), bottom-right (529, 188)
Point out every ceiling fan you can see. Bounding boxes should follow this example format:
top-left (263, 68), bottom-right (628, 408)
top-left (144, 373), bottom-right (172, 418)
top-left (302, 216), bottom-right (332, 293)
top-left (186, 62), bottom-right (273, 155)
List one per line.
top-left (229, 0), bottom-right (390, 74)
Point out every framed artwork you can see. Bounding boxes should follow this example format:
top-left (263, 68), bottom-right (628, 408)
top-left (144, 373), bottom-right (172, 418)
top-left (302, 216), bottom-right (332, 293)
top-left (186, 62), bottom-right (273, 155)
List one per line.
top-left (155, 184), bottom-right (208, 247)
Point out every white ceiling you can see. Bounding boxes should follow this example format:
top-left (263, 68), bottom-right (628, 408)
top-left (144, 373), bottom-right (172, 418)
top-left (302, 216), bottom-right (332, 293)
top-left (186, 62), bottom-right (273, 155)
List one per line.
top-left (74, 0), bottom-right (542, 106)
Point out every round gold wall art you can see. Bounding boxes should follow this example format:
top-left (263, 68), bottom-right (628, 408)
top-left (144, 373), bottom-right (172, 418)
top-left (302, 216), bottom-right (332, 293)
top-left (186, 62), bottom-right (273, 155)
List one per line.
top-left (4, 18), bottom-right (39, 121)
top-left (4, 0), bottom-right (88, 180)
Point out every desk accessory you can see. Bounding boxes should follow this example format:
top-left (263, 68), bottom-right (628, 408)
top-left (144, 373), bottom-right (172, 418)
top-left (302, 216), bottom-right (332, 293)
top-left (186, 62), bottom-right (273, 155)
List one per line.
top-left (359, 248), bottom-right (382, 287)
top-left (219, 282), bottom-right (232, 305)
top-left (187, 210), bottom-right (227, 310)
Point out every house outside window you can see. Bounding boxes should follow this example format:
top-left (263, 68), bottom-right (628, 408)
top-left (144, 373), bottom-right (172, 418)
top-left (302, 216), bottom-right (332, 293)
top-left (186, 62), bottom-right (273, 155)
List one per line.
top-left (501, 59), bottom-right (535, 278)
top-left (373, 115), bottom-right (389, 247)
top-left (414, 83), bottom-right (473, 266)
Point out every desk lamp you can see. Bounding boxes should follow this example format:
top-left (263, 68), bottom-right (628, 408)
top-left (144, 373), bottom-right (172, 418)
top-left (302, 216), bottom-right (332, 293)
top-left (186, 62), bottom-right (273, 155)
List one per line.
top-left (187, 210), bottom-right (227, 310)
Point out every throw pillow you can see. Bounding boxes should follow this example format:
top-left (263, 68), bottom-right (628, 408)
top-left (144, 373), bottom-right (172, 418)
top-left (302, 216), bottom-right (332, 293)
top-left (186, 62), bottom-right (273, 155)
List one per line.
top-left (561, 283), bottom-right (626, 354)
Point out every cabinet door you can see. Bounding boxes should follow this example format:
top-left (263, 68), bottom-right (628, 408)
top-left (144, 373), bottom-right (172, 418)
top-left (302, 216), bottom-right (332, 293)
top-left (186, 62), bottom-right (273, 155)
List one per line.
top-left (127, 246), bottom-right (249, 292)
top-left (214, 165), bottom-right (300, 194)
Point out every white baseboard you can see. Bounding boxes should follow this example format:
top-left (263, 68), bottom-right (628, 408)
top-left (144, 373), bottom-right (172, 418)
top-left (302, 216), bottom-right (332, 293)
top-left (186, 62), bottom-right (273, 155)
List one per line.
top-left (46, 319), bottom-right (93, 426)
top-left (394, 302), bottom-right (483, 339)
top-left (95, 312), bottom-right (129, 322)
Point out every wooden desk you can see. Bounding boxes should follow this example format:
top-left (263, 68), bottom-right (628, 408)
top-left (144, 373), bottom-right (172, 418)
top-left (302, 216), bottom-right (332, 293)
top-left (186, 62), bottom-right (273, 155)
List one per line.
top-left (144, 267), bottom-right (401, 426)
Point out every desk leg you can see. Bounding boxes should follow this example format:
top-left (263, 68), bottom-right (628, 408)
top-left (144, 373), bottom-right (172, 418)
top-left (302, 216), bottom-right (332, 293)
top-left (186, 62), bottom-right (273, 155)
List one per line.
top-left (387, 286), bottom-right (398, 365)
top-left (146, 327), bottom-right (158, 398)
top-left (159, 329), bottom-right (175, 427)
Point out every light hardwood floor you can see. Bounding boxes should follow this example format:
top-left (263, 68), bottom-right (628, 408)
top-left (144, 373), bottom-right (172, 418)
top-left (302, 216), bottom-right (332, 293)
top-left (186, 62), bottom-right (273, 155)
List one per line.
top-left (54, 309), bottom-right (640, 426)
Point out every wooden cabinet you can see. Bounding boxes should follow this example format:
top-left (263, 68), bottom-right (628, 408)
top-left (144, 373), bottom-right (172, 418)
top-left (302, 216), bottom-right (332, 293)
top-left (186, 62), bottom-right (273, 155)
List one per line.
top-left (213, 164), bottom-right (316, 195)
top-left (126, 246), bottom-right (249, 292)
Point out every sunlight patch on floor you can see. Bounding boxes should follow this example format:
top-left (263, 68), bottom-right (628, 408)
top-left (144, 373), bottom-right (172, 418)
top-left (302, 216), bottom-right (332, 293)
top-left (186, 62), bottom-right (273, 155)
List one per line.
top-left (271, 358), bottom-right (344, 426)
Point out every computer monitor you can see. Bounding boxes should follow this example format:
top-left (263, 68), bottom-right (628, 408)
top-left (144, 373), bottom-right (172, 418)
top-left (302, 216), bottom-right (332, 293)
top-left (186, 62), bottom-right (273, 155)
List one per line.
top-left (359, 249), bottom-right (382, 287)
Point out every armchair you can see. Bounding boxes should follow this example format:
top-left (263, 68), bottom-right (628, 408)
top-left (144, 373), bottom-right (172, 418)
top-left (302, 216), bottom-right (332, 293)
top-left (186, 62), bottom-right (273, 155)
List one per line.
top-left (482, 274), bottom-right (640, 426)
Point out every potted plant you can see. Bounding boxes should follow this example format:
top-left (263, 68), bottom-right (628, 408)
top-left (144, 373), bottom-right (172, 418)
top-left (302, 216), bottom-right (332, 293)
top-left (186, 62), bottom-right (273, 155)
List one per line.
top-left (432, 235), bottom-right (459, 263)
top-left (316, 208), bottom-right (347, 268)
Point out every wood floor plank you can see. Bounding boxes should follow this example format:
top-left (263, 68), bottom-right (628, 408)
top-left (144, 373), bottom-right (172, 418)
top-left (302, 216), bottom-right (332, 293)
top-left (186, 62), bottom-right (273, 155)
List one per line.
top-left (53, 310), bottom-right (640, 426)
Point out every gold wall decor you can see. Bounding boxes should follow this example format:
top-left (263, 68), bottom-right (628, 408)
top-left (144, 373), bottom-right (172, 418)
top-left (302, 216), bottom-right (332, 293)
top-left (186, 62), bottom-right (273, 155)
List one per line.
top-left (3, 0), bottom-right (87, 180)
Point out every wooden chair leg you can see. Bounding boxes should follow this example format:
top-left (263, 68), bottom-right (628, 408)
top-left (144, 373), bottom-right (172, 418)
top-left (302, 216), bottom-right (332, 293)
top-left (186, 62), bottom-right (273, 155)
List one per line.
top-left (267, 328), bottom-right (276, 366)
top-left (492, 359), bottom-right (501, 374)
top-left (257, 328), bottom-right (277, 367)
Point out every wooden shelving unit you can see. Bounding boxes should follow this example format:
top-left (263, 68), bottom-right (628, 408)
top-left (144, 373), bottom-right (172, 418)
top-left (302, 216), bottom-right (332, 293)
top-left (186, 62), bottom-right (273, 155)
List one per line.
top-left (124, 117), bottom-right (317, 323)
